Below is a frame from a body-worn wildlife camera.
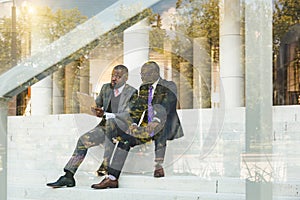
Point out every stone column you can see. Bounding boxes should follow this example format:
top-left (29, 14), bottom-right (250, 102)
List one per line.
top-left (52, 68), bottom-right (64, 114)
top-left (30, 14), bottom-right (52, 115)
top-left (163, 40), bottom-right (172, 80)
top-left (31, 77), bottom-right (53, 115)
top-left (78, 60), bottom-right (90, 94)
top-left (0, 98), bottom-right (8, 200)
top-left (179, 62), bottom-right (193, 109)
top-left (124, 19), bottom-right (149, 89)
top-left (211, 46), bottom-right (220, 108)
top-left (78, 60), bottom-right (90, 113)
top-left (219, 0), bottom-right (244, 108)
top-left (64, 64), bottom-right (77, 114)
top-left (193, 37), bottom-right (211, 108)
top-left (245, 0), bottom-right (273, 199)
top-left (219, 0), bottom-right (243, 177)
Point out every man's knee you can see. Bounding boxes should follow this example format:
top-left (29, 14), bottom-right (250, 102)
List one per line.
top-left (105, 119), bottom-right (117, 130)
top-left (78, 134), bottom-right (97, 148)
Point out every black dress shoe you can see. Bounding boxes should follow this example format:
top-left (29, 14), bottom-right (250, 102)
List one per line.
top-left (46, 176), bottom-right (75, 188)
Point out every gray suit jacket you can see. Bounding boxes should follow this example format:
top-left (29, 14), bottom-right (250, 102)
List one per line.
top-left (95, 83), bottom-right (138, 126)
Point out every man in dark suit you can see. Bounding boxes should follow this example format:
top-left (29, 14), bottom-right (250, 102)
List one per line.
top-left (91, 61), bottom-right (184, 189)
top-left (46, 65), bottom-right (137, 188)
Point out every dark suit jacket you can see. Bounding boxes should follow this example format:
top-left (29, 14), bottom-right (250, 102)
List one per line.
top-left (130, 78), bottom-right (184, 140)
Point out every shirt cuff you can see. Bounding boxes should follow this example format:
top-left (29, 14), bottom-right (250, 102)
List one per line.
top-left (152, 117), bottom-right (161, 123)
top-left (104, 112), bottom-right (116, 119)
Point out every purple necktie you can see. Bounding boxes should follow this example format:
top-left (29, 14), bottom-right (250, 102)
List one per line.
top-left (148, 85), bottom-right (154, 137)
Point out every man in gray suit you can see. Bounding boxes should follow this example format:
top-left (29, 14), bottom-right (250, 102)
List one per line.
top-left (91, 61), bottom-right (184, 189)
top-left (47, 65), bottom-right (137, 188)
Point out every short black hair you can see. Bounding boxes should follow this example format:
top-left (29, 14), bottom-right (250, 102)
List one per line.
top-left (113, 64), bottom-right (128, 74)
top-left (142, 61), bottom-right (160, 73)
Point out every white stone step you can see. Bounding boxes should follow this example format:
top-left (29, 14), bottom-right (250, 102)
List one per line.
top-left (7, 168), bottom-right (300, 198)
top-left (7, 184), bottom-right (300, 200)
top-left (8, 185), bottom-right (246, 200)
top-left (6, 108), bottom-right (300, 200)
top-left (8, 172), bottom-right (237, 193)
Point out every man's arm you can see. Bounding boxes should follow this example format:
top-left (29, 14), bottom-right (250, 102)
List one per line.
top-left (95, 84), bottom-right (107, 108)
top-left (154, 81), bottom-right (178, 120)
top-left (92, 84), bottom-right (107, 117)
top-left (129, 86), bottom-right (148, 124)
top-left (117, 89), bottom-right (138, 118)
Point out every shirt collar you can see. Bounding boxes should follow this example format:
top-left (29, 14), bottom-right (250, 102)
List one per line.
top-left (151, 78), bottom-right (160, 91)
top-left (115, 83), bottom-right (125, 94)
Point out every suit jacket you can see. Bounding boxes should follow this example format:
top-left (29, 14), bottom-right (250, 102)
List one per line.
top-left (95, 83), bottom-right (138, 124)
top-left (130, 78), bottom-right (184, 140)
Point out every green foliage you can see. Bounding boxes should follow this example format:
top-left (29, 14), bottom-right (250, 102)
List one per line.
top-left (173, 0), bottom-right (219, 46)
top-left (273, 0), bottom-right (300, 54)
top-left (0, 17), bottom-right (13, 72)
top-left (0, 6), bottom-right (87, 75)
top-left (30, 6), bottom-right (87, 43)
top-left (149, 12), bottom-right (168, 52)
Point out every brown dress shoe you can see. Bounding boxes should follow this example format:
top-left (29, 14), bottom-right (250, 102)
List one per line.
top-left (91, 177), bottom-right (118, 189)
top-left (154, 167), bottom-right (165, 178)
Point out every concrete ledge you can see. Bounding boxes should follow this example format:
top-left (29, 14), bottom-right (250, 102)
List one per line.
top-left (8, 169), bottom-right (300, 198)
top-left (8, 184), bottom-right (300, 200)
top-left (8, 185), bottom-right (245, 200)
top-left (7, 107), bottom-right (300, 200)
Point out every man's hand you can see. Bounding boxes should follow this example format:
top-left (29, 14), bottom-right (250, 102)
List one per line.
top-left (146, 121), bottom-right (159, 134)
top-left (128, 123), bottom-right (138, 135)
top-left (91, 107), bottom-right (104, 117)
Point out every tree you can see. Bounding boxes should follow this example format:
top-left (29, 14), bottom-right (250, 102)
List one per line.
top-left (168, 0), bottom-right (219, 108)
top-left (0, 6), bottom-right (87, 115)
top-left (0, 17), bottom-right (13, 74)
top-left (172, 0), bottom-right (219, 50)
top-left (273, 0), bottom-right (300, 105)
top-left (273, 0), bottom-right (300, 55)
top-left (148, 12), bottom-right (167, 52)
top-left (31, 7), bottom-right (87, 43)
top-left (0, 6), bottom-right (87, 75)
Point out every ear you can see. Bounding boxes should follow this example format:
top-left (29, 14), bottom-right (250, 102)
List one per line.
top-left (124, 73), bottom-right (128, 80)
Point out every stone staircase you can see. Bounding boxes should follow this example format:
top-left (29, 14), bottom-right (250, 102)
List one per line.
top-left (7, 106), bottom-right (300, 200)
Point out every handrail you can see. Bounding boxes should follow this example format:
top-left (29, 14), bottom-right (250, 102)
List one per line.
top-left (0, 0), bottom-right (161, 98)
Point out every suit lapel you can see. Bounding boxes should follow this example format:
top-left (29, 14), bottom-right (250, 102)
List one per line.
top-left (104, 86), bottom-right (113, 111)
top-left (153, 80), bottom-right (164, 103)
top-left (118, 84), bottom-right (130, 112)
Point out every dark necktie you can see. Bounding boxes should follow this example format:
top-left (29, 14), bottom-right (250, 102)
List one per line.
top-left (148, 85), bottom-right (154, 137)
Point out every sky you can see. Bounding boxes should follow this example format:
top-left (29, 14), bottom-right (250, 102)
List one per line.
top-left (13, 0), bottom-right (177, 18)
top-left (15, 0), bottom-right (118, 17)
